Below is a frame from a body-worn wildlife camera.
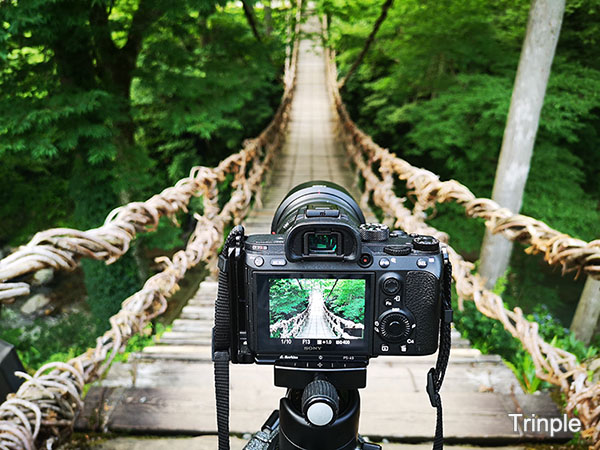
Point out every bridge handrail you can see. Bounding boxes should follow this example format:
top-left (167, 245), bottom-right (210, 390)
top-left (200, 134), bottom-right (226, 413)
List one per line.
top-left (350, 131), bottom-right (600, 281)
top-left (322, 304), bottom-right (364, 339)
top-left (270, 306), bottom-right (311, 338)
top-left (0, 5), bottom-right (302, 447)
top-left (323, 31), bottom-right (599, 444)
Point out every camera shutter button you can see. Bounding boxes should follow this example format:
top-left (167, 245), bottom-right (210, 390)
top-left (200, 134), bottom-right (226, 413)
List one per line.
top-left (254, 256), bottom-right (264, 267)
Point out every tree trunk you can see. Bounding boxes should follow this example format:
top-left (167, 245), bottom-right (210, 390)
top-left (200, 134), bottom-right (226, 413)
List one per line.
top-left (265, 1), bottom-right (272, 37)
top-left (242, 0), bottom-right (262, 42)
top-left (339, 0), bottom-right (394, 89)
top-left (570, 277), bottom-right (600, 344)
top-left (478, 0), bottom-right (565, 288)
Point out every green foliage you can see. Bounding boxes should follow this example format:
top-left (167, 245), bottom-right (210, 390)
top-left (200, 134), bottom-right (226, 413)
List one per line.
top-left (81, 254), bottom-right (142, 332)
top-left (269, 279), bottom-right (309, 327)
top-left (133, 4), bottom-right (286, 184)
top-left (140, 216), bottom-right (186, 251)
top-left (323, 279), bottom-right (365, 324)
top-left (454, 298), bottom-right (599, 394)
top-left (527, 304), bottom-right (599, 361)
top-left (0, 307), bottom-right (169, 372)
top-left (0, 309), bottom-right (97, 371)
top-left (500, 251), bottom-right (587, 325)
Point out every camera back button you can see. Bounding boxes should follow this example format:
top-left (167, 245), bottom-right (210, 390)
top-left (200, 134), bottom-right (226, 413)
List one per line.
top-left (254, 256), bottom-right (264, 267)
top-left (270, 258), bottom-right (287, 266)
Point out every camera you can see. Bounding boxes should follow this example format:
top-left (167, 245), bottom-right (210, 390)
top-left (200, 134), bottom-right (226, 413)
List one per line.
top-left (213, 181), bottom-right (453, 449)
top-left (223, 181), bottom-right (447, 373)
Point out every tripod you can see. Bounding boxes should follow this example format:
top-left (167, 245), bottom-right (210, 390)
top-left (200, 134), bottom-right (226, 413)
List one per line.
top-left (243, 366), bottom-right (381, 450)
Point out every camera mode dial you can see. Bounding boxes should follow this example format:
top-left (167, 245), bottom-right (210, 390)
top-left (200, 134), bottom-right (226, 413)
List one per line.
top-left (377, 310), bottom-right (412, 342)
top-left (359, 223), bottom-right (389, 242)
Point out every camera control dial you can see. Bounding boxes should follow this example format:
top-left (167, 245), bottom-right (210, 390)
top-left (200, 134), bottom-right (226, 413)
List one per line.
top-left (412, 235), bottom-right (440, 252)
top-left (377, 310), bottom-right (412, 342)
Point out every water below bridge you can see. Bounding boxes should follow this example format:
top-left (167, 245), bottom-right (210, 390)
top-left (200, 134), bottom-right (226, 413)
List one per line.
top-left (73, 14), bottom-right (568, 450)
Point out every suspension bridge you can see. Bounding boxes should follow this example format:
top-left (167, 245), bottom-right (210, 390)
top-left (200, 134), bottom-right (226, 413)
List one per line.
top-left (0, 9), bottom-right (598, 450)
top-left (271, 287), bottom-right (363, 340)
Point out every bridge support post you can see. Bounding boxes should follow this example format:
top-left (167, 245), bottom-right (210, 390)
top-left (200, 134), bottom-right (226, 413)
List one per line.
top-left (570, 276), bottom-right (600, 344)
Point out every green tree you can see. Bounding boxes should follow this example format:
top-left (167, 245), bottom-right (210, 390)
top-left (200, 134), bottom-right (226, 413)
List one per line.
top-left (324, 279), bottom-right (365, 324)
top-left (0, 0), bottom-right (288, 329)
top-left (269, 278), bottom-right (309, 326)
top-left (323, 0), bottom-right (600, 325)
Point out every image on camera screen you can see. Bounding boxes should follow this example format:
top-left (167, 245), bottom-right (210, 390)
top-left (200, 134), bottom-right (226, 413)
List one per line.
top-left (269, 278), bottom-right (365, 340)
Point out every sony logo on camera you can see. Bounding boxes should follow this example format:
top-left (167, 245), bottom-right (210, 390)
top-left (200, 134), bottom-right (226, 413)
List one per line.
top-left (224, 181), bottom-right (449, 369)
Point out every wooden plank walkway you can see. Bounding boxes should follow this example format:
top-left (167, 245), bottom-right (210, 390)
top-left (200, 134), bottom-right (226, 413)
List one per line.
top-left (76, 15), bottom-right (568, 447)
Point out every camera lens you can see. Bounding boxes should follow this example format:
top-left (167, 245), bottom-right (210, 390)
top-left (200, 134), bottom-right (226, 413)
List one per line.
top-left (271, 181), bottom-right (366, 234)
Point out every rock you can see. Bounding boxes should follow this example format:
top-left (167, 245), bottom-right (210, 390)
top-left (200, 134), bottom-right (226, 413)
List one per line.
top-left (20, 294), bottom-right (51, 315)
top-left (32, 268), bottom-right (54, 286)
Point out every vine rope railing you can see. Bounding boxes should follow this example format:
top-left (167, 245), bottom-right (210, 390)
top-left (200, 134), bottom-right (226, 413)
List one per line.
top-left (0, 6), bottom-right (301, 448)
top-left (323, 305), bottom-right (364, 338)
top-left (271, 307), bottom-right (310, 338)
top-left (324, 33), bottom-right (599, 447)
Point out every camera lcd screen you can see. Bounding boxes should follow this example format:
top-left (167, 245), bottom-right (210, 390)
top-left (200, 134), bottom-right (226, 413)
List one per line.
top-left (268, 277), bottom-right (365, 340)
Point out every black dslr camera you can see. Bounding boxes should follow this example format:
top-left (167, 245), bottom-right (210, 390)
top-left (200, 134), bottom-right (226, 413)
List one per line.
top-left (213, 181), bottom-right (452, 450)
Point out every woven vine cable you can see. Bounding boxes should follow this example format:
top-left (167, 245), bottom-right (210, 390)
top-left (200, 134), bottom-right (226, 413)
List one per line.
top-left (324, 41), bottom-right (599, 448)
top-left (0, 16), bottom-right (300, 448)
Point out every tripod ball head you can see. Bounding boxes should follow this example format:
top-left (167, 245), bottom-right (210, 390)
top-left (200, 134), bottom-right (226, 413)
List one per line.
top-left (301, 379), bottom-right (340, 427)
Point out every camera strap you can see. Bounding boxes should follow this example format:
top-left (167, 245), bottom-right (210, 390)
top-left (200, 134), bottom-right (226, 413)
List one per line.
top-left (213, 225), bottom-right (245, 450)
top-left (426, 251), bottom-right (453, 450)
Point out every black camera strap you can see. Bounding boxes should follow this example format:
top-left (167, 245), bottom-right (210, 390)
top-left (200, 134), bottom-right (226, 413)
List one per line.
top-left (213, 225), bottom-right (245, 450)
top-left (426, 252), bottom-right (453, 450)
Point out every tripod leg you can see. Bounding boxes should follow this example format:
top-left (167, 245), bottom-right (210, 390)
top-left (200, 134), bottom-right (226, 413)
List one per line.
top-left (243, 410), bottom-right (280, 450)
top-left (357, 436), bottom-right (381, 450)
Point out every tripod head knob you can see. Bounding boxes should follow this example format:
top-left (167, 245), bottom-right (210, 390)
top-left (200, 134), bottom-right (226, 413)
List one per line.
top-left (301, 379), bottom-right (339, 427)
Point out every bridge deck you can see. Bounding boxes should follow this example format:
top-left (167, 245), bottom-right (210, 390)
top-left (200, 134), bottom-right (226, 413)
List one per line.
top-left (76, 15), bottom-right (566, 449)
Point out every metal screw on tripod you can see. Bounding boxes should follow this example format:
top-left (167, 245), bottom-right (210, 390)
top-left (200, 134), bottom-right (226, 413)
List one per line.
top-left (301, 379), bottom-right (339, 427)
